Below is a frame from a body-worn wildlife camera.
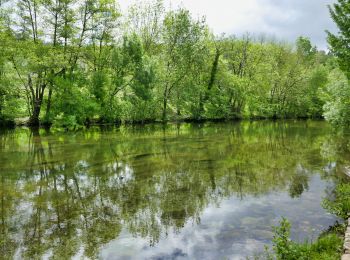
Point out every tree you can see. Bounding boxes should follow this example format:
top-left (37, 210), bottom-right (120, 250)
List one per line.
top-left (0, 0), bottom-right (345, 126)
top-left (323, 69), bottom-right (350, 127)
top-left (42, 0), bottom-right (76, 123)
top-left (127, 0), bottom-right (164, 54)
top-left (327, 0), bottom-right (350, 78)
top-left (325, 1), bottom-right (350, 127)
top-left (159, 8), bottom-right (207, 121)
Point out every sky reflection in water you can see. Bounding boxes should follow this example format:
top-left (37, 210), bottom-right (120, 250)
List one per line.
top-left (0, 121), bottom-right (348, 259)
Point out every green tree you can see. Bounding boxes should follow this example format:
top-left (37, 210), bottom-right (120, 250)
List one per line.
top-left (159, 8), bottom-right (207, 121)
top-left (327, 0), bottom-right (350, 78)
top-left (127, 0), bottom-right (164, 54)
top-left (323, 69), bottom-right (350, 127)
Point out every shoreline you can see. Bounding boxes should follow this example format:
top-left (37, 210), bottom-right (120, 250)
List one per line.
top-left (343, 218), bottom-right (350, 260)
top-left (0, 117), bottom-right (326, 131)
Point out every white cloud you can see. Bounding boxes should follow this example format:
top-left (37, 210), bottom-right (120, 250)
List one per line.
top-left (99, 175), bottom-right (337, 259)
top-left (119, 0), bottom-right (337, 49)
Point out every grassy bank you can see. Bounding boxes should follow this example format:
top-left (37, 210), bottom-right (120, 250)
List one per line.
top-left (266, 181), bottom-right (350, 259)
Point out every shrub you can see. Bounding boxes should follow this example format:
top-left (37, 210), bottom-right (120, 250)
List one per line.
top-left (270, 218), bottom-right (343, 260)
top-left (323, 183), bottom-right (350, 219)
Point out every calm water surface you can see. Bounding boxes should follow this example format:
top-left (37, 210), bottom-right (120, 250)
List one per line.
top-left (0, 121), bottom-right (349, 259)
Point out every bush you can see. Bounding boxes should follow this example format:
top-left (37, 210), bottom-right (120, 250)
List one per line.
top-left (52, 113), bottom-right (81, 130)
top-left (269, 218), bottom-right (343, 260)
top-left (322, 69), bottom-right (350, 127)
top-left (323, 183), bottom-right (350, 219)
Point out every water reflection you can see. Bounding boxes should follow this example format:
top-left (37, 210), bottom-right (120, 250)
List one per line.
top-left (0, 121), bottom-right (349, 259)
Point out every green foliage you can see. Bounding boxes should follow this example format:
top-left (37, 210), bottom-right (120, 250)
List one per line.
top-left (271, 218), bottom-right (343, 260)
top-left (296, 36), bottom-right (317, 61)
top-left (272, 217), bottom-right (294, 258)
top-left (306, 66), bottom-right (328, 118)
top-left (52, 113), bottom-right (79, 130)
top-left (91, 71), bottom-right (107, 102)
top-left (323, 69), bottom-right (350, 127)
top-left (323, 182), bottom-right (350, 219)
top-left (159, 7), bottom-right (208, 120)
top-left (327, 0), bottom-right (350, 79)
top-left (52, 75), bottom-right (99, 127)
top-left (326, 0), bottom-right (350, 126)
top-left (0, 0), bottom-right (347, 127)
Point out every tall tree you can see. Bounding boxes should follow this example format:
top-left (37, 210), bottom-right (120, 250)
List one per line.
top-left (159, 8), bottom-right (207, 120)
top-left (327, 0), bottom-right (350, 78)
top-left (127, 0), bottom-right (164, 54)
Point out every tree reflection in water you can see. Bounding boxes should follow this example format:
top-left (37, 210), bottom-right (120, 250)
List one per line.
top-left (0, 121), bottom-right (348, 259)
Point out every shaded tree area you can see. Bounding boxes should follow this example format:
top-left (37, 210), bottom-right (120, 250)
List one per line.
top-left (0, 0), bottom-right (346, 128)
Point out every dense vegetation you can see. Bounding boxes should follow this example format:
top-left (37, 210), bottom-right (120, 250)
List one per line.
top-left (0, 0), bottom-right (349, 128)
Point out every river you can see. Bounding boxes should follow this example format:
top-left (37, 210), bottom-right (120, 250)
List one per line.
top-left (0, 121), bottom-right (348, 259)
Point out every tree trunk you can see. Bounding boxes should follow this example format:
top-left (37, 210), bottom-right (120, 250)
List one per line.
top-left (0, 95), bottom-right (3, 116)
top-left (162, 92), bottom-right (168, 122)
top-left (162, 98), bottom-right (167, 122)
top-left (29, 100), bottom-right (41, 126)
top-left (198, 47), bottom-right (221, 117)
top-left (45, 87), bottom-right (53, 123)
top-left (207, 48), bottom-right (221, 95)
top-left (162, 86), bottom-right (168, 121)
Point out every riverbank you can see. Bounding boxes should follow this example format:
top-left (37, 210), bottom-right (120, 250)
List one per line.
top-left (0, 116), bottom-right (326, 131)
top-left (343, 218), bottom-right (350, 260)
top-left (268, 218), bottom-right (344, 260)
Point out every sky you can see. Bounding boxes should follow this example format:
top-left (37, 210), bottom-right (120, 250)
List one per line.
top-left (119, 0), bottom-right (338, 50)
